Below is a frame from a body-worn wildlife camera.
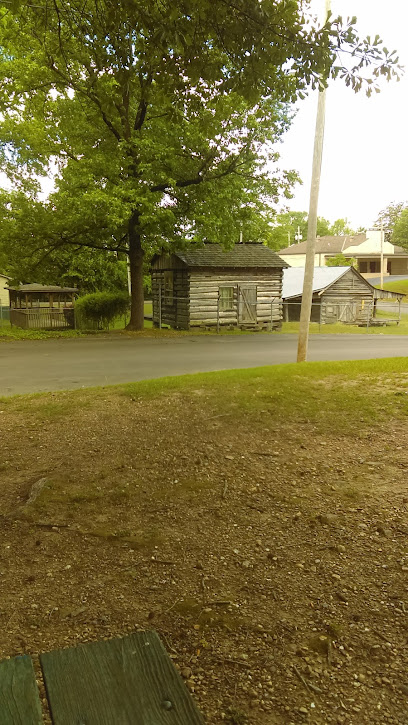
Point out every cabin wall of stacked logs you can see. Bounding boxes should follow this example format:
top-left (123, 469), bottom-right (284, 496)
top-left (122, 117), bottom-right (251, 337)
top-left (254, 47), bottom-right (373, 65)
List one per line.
top-left (151, 268), bottom-right (283, 329)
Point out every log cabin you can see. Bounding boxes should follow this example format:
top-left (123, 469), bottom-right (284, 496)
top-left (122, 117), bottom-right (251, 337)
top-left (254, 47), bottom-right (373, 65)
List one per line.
top-left (151, 244), bottom-right (288, 330)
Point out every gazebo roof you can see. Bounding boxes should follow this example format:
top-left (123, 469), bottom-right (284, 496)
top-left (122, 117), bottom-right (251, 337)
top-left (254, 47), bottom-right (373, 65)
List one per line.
top-left (7, 283), bottom-right (78, 293)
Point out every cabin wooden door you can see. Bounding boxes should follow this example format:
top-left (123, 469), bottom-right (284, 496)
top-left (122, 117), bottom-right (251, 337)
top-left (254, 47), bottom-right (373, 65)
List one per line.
top-left (339, 302), bottom-right (357, 323)
top-left (239, 286), bottom-right (257, 323)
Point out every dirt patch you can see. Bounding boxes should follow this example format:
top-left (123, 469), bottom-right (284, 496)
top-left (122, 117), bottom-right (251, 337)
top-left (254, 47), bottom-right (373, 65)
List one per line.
top-left (0, 383), bottom-right (408, 724)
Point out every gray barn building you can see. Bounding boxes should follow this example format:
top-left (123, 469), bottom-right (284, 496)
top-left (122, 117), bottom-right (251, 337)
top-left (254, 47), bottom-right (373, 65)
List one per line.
top-left (282, 266), bottom-right (403, 324)
top-left (151, 244), bottom-right (287, 330)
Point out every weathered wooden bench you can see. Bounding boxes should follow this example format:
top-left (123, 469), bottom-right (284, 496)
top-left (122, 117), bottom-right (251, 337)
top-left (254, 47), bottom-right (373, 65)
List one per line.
top-left (0, 631), bottom-right (204, 724)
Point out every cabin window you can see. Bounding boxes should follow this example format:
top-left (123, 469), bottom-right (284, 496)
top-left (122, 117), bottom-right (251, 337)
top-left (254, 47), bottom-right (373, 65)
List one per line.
top-left (163, 271), bottom-right (174, 305)
top-left (359, 261), bottom-right (367, 273)
top-left (219, 286), bottom-right (234, 311)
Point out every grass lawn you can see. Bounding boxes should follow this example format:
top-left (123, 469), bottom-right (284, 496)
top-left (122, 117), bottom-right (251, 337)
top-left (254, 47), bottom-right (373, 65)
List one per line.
top-left (377, 278), bottom-right (408, 302)
top-left (1, 359), bottom-right (408, 724)
top-left (280, 314), bottom-right (408, 335)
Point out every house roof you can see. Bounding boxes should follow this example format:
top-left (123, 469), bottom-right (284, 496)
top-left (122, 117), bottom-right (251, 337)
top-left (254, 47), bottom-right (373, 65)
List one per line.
top-left (392, 246), bottom-right (408, 256)
top-left (7, 283), bottom-right (78, 293)
top-left (172, 243), bottom-right (288, 269)
top-left (282, 266), bottom-right (365, 299)
top-left (279, 233), bottom-right (367, 256)
top-left (350, 245), bottom-right (408, 257)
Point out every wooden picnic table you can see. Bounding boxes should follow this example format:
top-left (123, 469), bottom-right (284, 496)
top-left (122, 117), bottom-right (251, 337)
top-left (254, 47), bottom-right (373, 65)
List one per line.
top-left (0, 631), bottom-right (204, 724)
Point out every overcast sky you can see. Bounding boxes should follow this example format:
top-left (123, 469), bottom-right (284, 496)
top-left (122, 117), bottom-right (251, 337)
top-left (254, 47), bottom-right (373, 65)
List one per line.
top-left (277, 0), bottom-right (408, 230)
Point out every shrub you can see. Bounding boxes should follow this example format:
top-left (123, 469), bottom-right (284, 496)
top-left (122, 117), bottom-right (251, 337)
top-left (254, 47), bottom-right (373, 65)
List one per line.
top-left (326, 254), bottom-right (356, 267)
top-left (75, 291), bottom-right (130, 329)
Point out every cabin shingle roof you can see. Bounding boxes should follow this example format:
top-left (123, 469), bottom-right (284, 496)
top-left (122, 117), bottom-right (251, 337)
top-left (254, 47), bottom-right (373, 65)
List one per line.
top-left (174, 244), bottom-right (287, 268)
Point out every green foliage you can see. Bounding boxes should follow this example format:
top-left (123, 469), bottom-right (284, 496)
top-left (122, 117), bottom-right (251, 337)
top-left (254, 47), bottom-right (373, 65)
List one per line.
top-left (75, 291), bottom-right (130, 329)
top-left (329, 218), bottom-right (354, 235)
top-left (376, 201), bottom-right (408, 236)
top-left (391, 209), bottom-right (408, 250)
top-left (326, 254), bottom-right (356, 267)
top-left (0, 1), bottom-right (401, 327)
top-left (269, 212), bottom-right (355, 249)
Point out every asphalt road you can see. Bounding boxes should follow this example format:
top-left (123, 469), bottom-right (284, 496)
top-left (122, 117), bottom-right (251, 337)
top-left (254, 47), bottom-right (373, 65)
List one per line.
top-left (0, 333), bottom-right (407, 397)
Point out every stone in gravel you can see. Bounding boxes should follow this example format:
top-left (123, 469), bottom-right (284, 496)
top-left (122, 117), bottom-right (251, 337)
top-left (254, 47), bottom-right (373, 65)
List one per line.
top-left (398, 684), bottom-right (408, 696)
top-left (317, 514), bottom-right (336, 525)
top-left (26, 477), bottom-right (49, 505)
top-left (181, 667), bottom-right (192, 679)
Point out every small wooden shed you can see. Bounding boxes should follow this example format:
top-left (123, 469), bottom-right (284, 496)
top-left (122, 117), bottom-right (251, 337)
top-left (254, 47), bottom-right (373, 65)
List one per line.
top-left (151, 244), bottom-right (288, 330)
top-left (8, 283), bottom-right (78, 329)
top-left (282, 266), bottom-right (403, 324)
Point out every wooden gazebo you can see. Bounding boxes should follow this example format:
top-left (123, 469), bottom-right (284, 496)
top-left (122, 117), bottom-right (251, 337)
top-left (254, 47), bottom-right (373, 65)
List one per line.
top-left (8, 284), bottom-right (78, 329)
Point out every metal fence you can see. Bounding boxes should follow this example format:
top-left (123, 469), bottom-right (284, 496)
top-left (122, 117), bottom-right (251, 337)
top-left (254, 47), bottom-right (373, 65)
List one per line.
top-left (0, 305), bottom-right (10, 326)
top-left (9, 308), bottom-right (75, 330)
top-left (152, 292), bottom-right (283, 331)
top-left (151, 293), bottom-right (403, 332)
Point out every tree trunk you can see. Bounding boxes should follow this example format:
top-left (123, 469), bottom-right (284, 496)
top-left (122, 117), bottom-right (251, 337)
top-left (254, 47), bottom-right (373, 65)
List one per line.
top-left (126, 213), bottom-right (145, 330)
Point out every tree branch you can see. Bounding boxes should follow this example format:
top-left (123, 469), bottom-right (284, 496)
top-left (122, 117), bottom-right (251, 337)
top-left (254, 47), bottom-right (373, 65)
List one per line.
top-left (134, 73), bottom-right (153, 132)
top-left (150, 154), bottom-right (242, 194)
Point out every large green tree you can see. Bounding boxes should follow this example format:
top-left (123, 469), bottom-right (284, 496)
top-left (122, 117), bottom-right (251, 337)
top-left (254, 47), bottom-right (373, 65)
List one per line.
top-left (376, 201), bottom-right (408, 239)
top-left (0, 1), bottom-right (401, 328)
top-left (392, 210), bottom-right (408, 250)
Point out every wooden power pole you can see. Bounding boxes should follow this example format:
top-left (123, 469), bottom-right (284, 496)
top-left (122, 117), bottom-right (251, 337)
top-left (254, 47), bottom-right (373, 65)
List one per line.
top-left (297, 0), bottom-right (331, 363)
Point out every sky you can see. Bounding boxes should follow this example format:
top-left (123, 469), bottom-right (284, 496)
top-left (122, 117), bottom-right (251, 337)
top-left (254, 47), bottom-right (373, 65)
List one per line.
top-left (277, 0), bottom-right (408, 231)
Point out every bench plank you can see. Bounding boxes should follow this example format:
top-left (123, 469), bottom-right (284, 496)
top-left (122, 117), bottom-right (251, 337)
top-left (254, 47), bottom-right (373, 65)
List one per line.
top-left (40, 631), bottom-right (204, 724)
top-left (0, 655), bottom-right (43, 725)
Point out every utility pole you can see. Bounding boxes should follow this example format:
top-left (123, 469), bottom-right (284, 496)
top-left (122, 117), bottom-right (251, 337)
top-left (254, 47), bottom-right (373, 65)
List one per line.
top-left (380, 220), bottom-right (384, 290)
top-left (297, 0), bottom-right (331, 363)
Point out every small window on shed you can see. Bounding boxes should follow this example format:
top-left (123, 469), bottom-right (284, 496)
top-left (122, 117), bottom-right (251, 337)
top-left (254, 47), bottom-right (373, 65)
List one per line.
top-left (164, 271), bottom-right (174, 305)
top-left (219, 286), bottom-right (234, 311)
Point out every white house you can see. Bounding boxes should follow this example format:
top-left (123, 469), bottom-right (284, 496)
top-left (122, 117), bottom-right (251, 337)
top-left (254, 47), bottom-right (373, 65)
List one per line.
top-left (0, 274), bottom-right (11, 307)
top-left (278, 230), bottom-right (408, 279)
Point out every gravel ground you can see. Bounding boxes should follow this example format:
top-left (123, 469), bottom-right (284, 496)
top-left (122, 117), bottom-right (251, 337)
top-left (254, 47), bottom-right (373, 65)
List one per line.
top-left (0, 382), bottom-right (407, 724)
